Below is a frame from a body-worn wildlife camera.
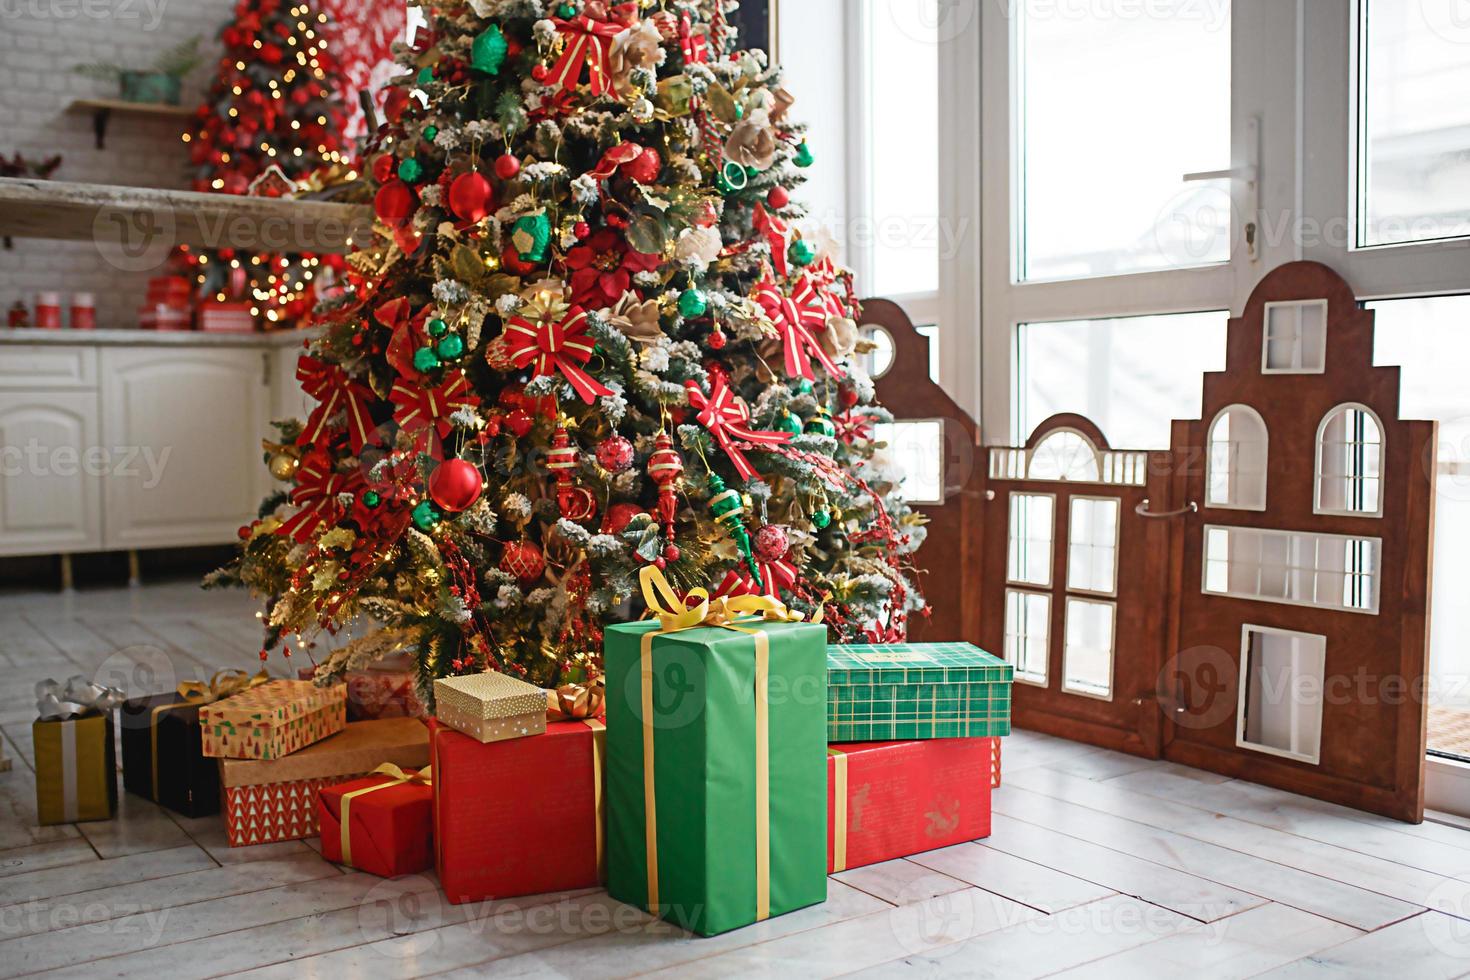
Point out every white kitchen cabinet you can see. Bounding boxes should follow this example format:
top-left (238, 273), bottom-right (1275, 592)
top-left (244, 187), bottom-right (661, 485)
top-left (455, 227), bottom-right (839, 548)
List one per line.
top-left (0, 391), bottom-right (103, 555)
top-left (99, 346), bottom-right (271, 550)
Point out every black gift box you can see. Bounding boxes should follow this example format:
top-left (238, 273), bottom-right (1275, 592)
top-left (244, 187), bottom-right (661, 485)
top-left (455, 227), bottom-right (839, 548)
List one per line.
top-left (119, 694), bottom-right (220, 817)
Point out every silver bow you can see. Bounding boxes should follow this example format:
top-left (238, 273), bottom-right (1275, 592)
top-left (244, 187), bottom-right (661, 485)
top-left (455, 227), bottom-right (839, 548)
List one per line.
top-left (35, 676), bottom-right (125, 722)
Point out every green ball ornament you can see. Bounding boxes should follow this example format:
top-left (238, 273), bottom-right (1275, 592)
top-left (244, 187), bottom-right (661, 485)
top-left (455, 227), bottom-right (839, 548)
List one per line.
top-left (471, 23), bottom-right (508, 75)
top-left (412, 499), bottom-right (442, 532)
top-left (794, 142), bottom-right (815, 168)
top-left (677, 287), bottom-right (708, 318)
top-left (775, 411), bottom-right (803, 435)
top-left (361, 490), bottom-right (381, 508)
top-left (811, 508), bottom-right (832, 530)
top-left (557, 2), bottom-right (577, 17)
top-left (416, 65), bottom-right (434, 86)
top-left (423, 125), bottom-right (438, 141)
top-left (426, 317), bottom-right (448, 337)
top-left (436, 333), bottom-right (465, 360)
top-left (413, 345), bottom-right (441, 373)
top-left (789, 239), bottom-right (816, 267)
top-left (804, 406), bottom-right (836, 438)
top-left (797, 379), bottom-right (814, 395)
top-left (398, 157), bottom-right (423, 183)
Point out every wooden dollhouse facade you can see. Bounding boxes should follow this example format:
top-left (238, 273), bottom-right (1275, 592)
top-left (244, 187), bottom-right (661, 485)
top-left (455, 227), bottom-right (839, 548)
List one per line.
top-left (867, 261), bottom-right (1437, 821)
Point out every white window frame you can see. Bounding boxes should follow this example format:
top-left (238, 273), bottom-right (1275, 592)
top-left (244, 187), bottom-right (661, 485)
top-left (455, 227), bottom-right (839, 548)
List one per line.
top-left (1065, 495), bottom-right (1122, 598)
top-left (1006, 490), bottom-right (1057, 589)
top-left (1062, 595), bottom-right (1118, 702)
top-left (1313, 401), bottom-right (1387, 519)
top-left (1261, 300), bottom-right (1330, 375)
top-left (1205, 403), bottom-right (1270, 512)
top-left (1236, 624), bottom-right (1327, 766)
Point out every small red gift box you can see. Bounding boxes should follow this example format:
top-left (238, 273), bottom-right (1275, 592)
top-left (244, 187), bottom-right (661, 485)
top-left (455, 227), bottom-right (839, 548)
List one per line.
top-left (299, 666), bottom-right (428, 722)
top-left (430, 718), bottom-right (604, 904)
top-left (317, 764), bottom-right (433, 878)
top-left (826, 737), bottom-right (994, 874)
top-left (198, 301), bottom-right (256, 333)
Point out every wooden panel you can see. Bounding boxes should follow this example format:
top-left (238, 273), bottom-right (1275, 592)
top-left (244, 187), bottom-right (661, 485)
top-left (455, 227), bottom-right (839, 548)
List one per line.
top-left (0, 344), bottom-right (97, 390)
top-left (0, 391), bottom-right (103, 555)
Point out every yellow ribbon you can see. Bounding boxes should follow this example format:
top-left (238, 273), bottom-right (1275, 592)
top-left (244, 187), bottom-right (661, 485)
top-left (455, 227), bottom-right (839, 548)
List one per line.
top-left (635, 565), bottom-right (817, 921)
top-left (828, 747), bottom-right (848, 872)
top-left (150, 668), bottom-right (271, 802)
top-left (338, 763), bottom-right (432, 868)
top-left (585, 718), bottom-right (606, 882)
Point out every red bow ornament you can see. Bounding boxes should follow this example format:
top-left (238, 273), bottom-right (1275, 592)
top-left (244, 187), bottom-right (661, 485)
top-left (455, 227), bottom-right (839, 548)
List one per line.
top-left (547, 2), bottom-right (639, 98)
top-left (278, 454), bottom-right (364, 542)
top-left (753, 203), bottom-right (791, 278)
top-left (753, 274), bottom-right (846, 382)
top-left (390, 371), bottom-right (480, 442)
top-left (504, 299), bottom-right (613, 405)
top-left (714, 554), bottom-right (798, 602)
top-left (295, 356), bottom-right (376, 454)
top-left (684, 375), bottom-right (790, 482)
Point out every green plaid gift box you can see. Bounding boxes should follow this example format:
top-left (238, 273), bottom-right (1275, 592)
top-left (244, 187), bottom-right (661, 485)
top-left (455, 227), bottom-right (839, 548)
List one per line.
top-left (827, 643), bottom-right (1013, 742)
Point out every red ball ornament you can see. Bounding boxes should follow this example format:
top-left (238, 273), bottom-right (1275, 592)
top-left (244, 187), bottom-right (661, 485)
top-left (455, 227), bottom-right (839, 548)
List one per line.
top-left (839, 386), bottom-right (860, 409)
top-left (754, 523), bottom-right (791, 563)
top-left (448, 171), bottom-right (494, 223)
top-left (500, 241), bottom-right (538, 275)
top-left (505, 409), bottom-right (534, 437)
top-left (494, 153), bottom-right (521, 180)
top-left (531, 63), bottom-right (550, 82)
top-left (560, 486), bottom-right (598, 522)
top-left (371, 153), bottom-right (395, 183)
top-left (500, 540), bottom-right (546, 584)
top-left (595, 434), bottom-right (635, 473)
top-left (621, 146), bottom-right (662, 185)
top-left (374, 179), bottom-right (416, 226)
top-left (767, 186), bottom-right (790, 209)
top-left (707, 327), bottom-right (727, 351)
top-left (601, 501), bottom-right (643, 534)
top-left (664, 544), bottom-right (680, 561)
top-left (572, 221), bottom-right (591, 240)
top-left (428, 459), bottom-right (484, 512)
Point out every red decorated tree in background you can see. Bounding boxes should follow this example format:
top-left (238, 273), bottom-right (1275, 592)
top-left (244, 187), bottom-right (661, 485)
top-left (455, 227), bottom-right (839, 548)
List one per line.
top-left (181, 0), bottom-right (354, 326)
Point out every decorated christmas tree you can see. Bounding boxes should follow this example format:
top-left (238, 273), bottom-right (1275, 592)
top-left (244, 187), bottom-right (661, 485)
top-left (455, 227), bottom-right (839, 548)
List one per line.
top-left (212, 0), bottom-right (927, 697)
top-left (181, 0), bottom-right (354, 325)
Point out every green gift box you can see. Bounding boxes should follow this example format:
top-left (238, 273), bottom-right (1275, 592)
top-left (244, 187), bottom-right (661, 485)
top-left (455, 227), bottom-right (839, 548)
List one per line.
top-left (827, 642), bottom-right (1014, 742)
top-left (605, 617), bottom-right (829, 937)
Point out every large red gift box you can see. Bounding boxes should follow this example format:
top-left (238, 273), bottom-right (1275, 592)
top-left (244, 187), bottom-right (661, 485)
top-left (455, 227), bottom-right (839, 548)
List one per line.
top-left (220, 718), bottom-right (429, 847)
top-left (430, 718), bottom-right (604, 904)
top-left (826, 737), bottom-right (994, 874)
top-left (317, 765), bottom-right (433, 878)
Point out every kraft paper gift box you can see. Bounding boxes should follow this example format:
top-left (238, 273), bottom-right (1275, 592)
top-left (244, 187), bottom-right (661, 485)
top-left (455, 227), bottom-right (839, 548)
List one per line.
top-left (317, 764), bottom-right (434, 878)
top-left (34, 714), bottom-right (117, 825)
top-left (826, 643), bottom-right (1014, 742)
top-left (201, 679), bottom-right (347, 760)
top-left (604, 613), bottom-right (829, 937)
top-left (219, 717), bottom-right (429, 847)
top-left (433, 672), bottom-right (547, 743)
top-left (430, 718), bottom-right (606, 904)
top-left (826, 738), bottom-right (993, 874)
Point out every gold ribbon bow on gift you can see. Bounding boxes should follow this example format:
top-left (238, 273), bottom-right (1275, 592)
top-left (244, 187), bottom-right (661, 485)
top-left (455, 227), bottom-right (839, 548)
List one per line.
top-left (634, 565), bottom-right (819, 921)
top-left (148, 668), bottom-right (271, 803)
top-left (546, 679), bottom-right (606, 722)
top-left (338, 763), bottom-right (432, 868)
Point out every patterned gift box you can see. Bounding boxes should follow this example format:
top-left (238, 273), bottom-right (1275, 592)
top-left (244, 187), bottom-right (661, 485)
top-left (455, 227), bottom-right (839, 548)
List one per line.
top-left (826, 643), bottom-right (1013, 742)
top-left (219, 718), bottom-right (429, 847)
top-left (433, 672), bottom-right (547, 744)
top-left (201, 679), bottom-right (347, 760)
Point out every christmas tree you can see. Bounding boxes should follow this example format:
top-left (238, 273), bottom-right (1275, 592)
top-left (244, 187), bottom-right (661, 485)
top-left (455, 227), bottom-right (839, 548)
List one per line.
top-left (181, 0), bottom-right (354, 325)
top-left (213, 0), bottom-right (927, 696)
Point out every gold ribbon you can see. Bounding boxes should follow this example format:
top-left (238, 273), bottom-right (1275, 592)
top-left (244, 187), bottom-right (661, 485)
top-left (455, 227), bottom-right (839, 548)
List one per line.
top-left (828, 747), bottom-right (848, 872)
top-left (635, 566), bottom-right (816, 920)
top-left (150, 669), bottom-right (270, 801)
top-left (338, 763), bottom-right (432, 868)
top-left (585, 718), bottom-right (606, 882)
top-left (546, 679), bottom-right (606, 722)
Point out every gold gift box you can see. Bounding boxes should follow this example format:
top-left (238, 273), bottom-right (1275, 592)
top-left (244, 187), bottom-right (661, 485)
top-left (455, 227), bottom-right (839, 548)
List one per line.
top-left (34, 713), bottom-right (117, 825)
top-left (433, 672), bottom-right (547, 744)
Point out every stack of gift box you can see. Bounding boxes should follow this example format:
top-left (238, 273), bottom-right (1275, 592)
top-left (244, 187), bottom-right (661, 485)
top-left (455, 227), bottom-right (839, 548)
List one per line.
top-left (31, 598), bottom-right (1012, 941)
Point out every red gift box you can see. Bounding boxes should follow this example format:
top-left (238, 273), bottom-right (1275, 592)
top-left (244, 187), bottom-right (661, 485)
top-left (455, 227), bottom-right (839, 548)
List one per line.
top-left (198, 301), bottom-right (256, 333)
top-left (317, 764), bottom-right (433, 878)
top-left (299, 666), bottom-right (428, 722)
top-left (826, 738), bottom-right (994, 874)
top-left (991, 737), bottom-right (1002, 789)
top-left (430, 718), bottom-right (604, 904)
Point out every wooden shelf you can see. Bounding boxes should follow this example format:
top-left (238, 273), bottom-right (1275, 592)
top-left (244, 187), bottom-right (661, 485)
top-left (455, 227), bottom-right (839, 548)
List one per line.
top-left (66, 98), bottom-right (195, 149)
top-left (0, 178), bottom-right (373, 256)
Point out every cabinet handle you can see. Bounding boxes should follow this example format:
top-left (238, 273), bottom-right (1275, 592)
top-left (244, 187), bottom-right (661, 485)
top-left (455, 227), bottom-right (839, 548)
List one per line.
top-left (261, 352), bottom-right (271, 387)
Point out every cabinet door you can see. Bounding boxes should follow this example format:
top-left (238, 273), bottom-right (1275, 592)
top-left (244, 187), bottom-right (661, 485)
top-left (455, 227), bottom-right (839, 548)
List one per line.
top-left (101, 348), bottom-right (267, 550)
top-left (0, 392), bottom-right (103, 556)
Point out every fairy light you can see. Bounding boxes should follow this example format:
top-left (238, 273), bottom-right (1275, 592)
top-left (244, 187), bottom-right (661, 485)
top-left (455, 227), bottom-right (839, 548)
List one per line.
top-left (211, 178), bottom-right (224, 189)
top-left (180, 132), bottom-right (191, 143)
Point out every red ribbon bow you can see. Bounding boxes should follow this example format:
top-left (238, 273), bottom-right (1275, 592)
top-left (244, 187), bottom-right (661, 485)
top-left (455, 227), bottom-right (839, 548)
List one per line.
top-left (504, 305), bottom-right (613, 405)
top-left (714, 555), bottom-right (798, 602)
top-left (753, 275), bottom-right (846, 382)
top-left (389, 371), bottom-right (479, 442)
top-left (548, 2), bottom-right (638, 97)
top-left (278, 455), bottom-right (363, 542)
top-left (684, 375), bottom-right (790, 482)
top-left (585, 141), bottom-right (644, 181)
top-left (296, 356), bottom-right (376, 453)
top-left (752, 203), bottom-right (791, 278)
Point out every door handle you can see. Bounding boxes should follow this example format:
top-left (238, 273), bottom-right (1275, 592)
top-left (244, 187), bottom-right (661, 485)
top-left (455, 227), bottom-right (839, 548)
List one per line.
top-left (1134, 499), bottom-right (1197, 519)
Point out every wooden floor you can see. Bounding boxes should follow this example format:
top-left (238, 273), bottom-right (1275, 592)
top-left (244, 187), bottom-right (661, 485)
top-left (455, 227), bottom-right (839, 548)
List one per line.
top-left (3, 582), bottom-right (1470, 978)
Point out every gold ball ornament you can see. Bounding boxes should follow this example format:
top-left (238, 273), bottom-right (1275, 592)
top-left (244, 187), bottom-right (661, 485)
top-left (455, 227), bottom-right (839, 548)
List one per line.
top-left (269, 452), bottom-right (300, 481)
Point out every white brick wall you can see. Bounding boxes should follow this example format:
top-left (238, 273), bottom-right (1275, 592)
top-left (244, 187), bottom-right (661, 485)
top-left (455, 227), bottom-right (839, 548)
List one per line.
top-left (0, 0), bottom-right (235, 327)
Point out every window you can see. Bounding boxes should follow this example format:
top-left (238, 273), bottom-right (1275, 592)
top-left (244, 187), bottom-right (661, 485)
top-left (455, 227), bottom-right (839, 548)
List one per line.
top-left (1005, 589), bottom-right (1051, 685)
top-left (1203, 526), bottom-right (1382, 614)
top-left (1067, 497), bottom-right (1120, 595)
top-left (1016, 0), bottom-right (1232, 281)
top-left (1263, 301), bottom-right (1329, 374)
top-left (1028, 431), bottom-right (1099, 482)
top-left (1063, 598), bottom-right (1116, 699)
top-left (1007, 492), bottom-right (1055, 587)
top-left (1016, 313), bottom-right (1228, 450)
top-left (872, 419), bottom-right (945, 505)
top-left (1356, 0), bottom-right (1470, 247)
top-left (1315, 404), bottom-right (1385, 516)
top-left (1206, 405), bottom-right (1269, 511)
top-left (1238, 626), bottom-right (1327, 765)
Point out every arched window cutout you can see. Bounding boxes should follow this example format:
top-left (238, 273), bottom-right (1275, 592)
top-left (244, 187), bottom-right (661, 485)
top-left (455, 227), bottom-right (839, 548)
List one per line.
top-left (1316, 403), bottom-right (1385, 517)
top-left (1028, 430), bottom-right (1100, 482)
top-left (1206, 405), bottom-right (1269, 511)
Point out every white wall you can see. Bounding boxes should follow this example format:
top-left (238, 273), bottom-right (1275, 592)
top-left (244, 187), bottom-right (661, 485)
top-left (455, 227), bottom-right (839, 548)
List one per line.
top-left (0, 0), bottom-right (234, 328)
